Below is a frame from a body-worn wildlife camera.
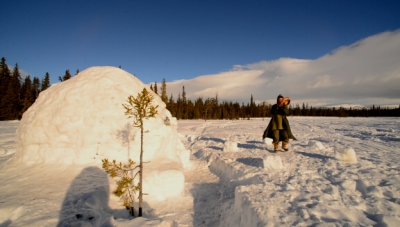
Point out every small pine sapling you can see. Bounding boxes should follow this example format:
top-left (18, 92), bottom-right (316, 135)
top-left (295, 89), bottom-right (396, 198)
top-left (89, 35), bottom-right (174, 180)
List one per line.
top-left (102, 158), bottom-right (139, 216)
top-left (122, 88), bottom-right (158, 217)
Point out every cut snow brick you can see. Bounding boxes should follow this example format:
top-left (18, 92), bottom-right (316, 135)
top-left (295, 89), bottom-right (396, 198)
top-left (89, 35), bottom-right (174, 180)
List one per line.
top-left (334, 147), bottom-right (357, 163)
top-left (262, 154), bottom-right (283, 170)
top-left (308, 140), bottom-right (326, 150)
top-left (223, 141), bottom-right (239, 152)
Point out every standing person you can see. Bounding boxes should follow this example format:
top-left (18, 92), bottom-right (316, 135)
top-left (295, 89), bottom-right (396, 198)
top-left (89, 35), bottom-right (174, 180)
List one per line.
top-left (262, 94), bottom-right (297, 152)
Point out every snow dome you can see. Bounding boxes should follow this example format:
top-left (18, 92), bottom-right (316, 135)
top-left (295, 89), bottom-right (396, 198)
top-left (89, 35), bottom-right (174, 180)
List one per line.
top-left (15, 66), bottom-right (190, 201)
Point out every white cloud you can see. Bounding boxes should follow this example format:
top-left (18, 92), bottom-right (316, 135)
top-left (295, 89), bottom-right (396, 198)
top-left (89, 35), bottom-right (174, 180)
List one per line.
top-left (7, 64), bottom-right (30, 78)
top-left (166, 30), bottom-right (400, 107)
top-left (19, 69), bottom-right (30, 78)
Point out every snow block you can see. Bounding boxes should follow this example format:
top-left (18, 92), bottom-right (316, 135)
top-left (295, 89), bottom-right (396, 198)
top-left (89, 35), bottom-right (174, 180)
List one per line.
top-left (308, 140), bottom-right (326, 150)
top-left (263, 138), bottom-right (273, 147)
top-left (209, 155), bottom-right (247, 180)
top-left (262, 154), bottom-right (283, 170)
top-left (220, 185), bottom-right (268, 227)
top-left (223, 141), bottom-right (239, 152)
top-left (141, 162), bottom-right (185, 201)
top-left (334, 147), bottom-right (358, 163)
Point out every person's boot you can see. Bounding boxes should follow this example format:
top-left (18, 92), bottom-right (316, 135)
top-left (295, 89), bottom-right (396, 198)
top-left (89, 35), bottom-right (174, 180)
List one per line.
top-left (272, 142), bottom-right (279, 152)
top-left (282, 141), bottom-right (289, 151)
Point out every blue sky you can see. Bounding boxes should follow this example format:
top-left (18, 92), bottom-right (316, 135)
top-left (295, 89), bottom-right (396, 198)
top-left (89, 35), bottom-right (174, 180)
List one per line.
top-left (1, 1), bottom-right (400, 106)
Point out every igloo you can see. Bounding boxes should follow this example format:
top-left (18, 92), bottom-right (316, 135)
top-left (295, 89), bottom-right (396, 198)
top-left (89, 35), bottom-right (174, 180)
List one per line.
top-left (15, 66), bottom-right (190, 201)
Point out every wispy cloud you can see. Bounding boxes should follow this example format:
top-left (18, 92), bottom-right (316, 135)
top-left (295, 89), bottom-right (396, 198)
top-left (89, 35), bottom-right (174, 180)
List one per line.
top-left (7, 64), bottom-right (31, 79)
top-left (166, 30), bottom-right (400, 107)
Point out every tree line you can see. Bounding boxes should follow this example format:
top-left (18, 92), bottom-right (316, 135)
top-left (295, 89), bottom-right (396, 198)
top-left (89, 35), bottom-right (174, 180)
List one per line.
top-left (150, 83), bottom-right (400, 120)
top-left (1, 56), bottom-right (399, 121)
top-left (0, 57), bottom-right (75, 120)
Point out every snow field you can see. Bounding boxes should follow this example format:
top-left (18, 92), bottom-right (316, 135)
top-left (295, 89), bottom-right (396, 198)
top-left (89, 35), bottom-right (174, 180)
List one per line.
top-left (1, 117), bottom-right (400, 226)
top-left (179, 117), bottom-right (400, 226)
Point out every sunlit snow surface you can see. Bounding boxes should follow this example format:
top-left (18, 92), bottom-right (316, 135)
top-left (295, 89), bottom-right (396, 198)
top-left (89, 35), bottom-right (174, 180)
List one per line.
top-left (1, 117), bottom-right (400, 226)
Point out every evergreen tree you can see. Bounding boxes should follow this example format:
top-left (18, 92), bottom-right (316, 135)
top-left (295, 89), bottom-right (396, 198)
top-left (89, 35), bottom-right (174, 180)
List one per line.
top-left (75, 69), bottom-right (80, 75)
top-left (41, 72), bottom-right (51, 91)
top-left (11, 64), bottom-right (22, 118)
top-left (122, 88), bottom-right (158, 217)
top-left (59, 69), bottom-right (72, 82)
top-left (64, 69), bottom-right (72, 81)
top-left (213, 94), bottom-right (220, 119)
top-left (167, 94), bottom-right (175, 116)
top-left (160, 78), bottom-right (168, 104)
top-left (294, 104), bottom-right (301, 116)
top-left (182, 86), bottom-right (187, 104)
top-left (0, 58), bottom-right (10, 94)
top-left (301, 103), bottom-right (307, 116)
top-left (102, 159), bottom-right (139, 216)
top-left (193, 97), bottom-right (203, 119)
top-left (21, 76), bottom-right (33, 114)
top-left (32, 77), bottom-right (40, 100)
top-left (149, 84), bottom-right (154, 92)
top-left (182, 86), bottom-right (187, 119)
top-left (1, 63), bottom-right (22, 119)
top-left (261, 101), bottom-right (269, 120)
top-left (186, 99), bottom-right (194, 119)
top-left (203, 98), bottom-right (216, 121)
top-left (0, 57), bottom-right (11, 119)
top-left (250, 94), bottom-right (256, 117)
top-left (154, 82), bottom-right (158, 95)
top-left (233, 102), bottom-right (241, 119)
top-left (176, 93), bottom-right (182, 119)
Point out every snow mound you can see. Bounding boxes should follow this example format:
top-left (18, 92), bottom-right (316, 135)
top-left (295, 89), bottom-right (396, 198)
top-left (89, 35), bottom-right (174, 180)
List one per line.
top-left (14, 66), bottom-right (190, 202)
top-left (262, 154), bottom-right (283, 170)
top-left (334, 147), bottom-right (358, 163)
top-left (308, 140), bottom-right (326, 150)
top-left (263, 137), bottom-right (272, 145)
top-left (223, 141), bottom-right (239, 152)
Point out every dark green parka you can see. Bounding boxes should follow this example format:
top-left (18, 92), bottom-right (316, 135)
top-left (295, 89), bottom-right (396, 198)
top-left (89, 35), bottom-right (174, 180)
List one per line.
top-left (262, 104), bottom-right (297, 141)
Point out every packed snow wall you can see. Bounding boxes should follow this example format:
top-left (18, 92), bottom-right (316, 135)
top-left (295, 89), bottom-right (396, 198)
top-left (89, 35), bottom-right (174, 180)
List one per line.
top-left (14, 66), bottom-right (190, 201)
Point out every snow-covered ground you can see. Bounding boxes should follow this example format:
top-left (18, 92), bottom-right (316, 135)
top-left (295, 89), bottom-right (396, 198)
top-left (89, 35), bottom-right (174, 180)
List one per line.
top-left (1, 117), bottom-right (400, 226)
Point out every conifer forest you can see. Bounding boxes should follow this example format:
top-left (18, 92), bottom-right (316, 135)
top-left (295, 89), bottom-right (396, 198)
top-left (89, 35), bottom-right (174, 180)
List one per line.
top-left (1, 57), bottom-right (399, 121)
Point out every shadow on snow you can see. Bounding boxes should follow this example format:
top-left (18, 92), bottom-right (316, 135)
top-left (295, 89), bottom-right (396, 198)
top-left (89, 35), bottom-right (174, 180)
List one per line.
top-left (57, 166), bottom-right (158, 227)
top-left (190, 182), bottom-right (221, 227)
